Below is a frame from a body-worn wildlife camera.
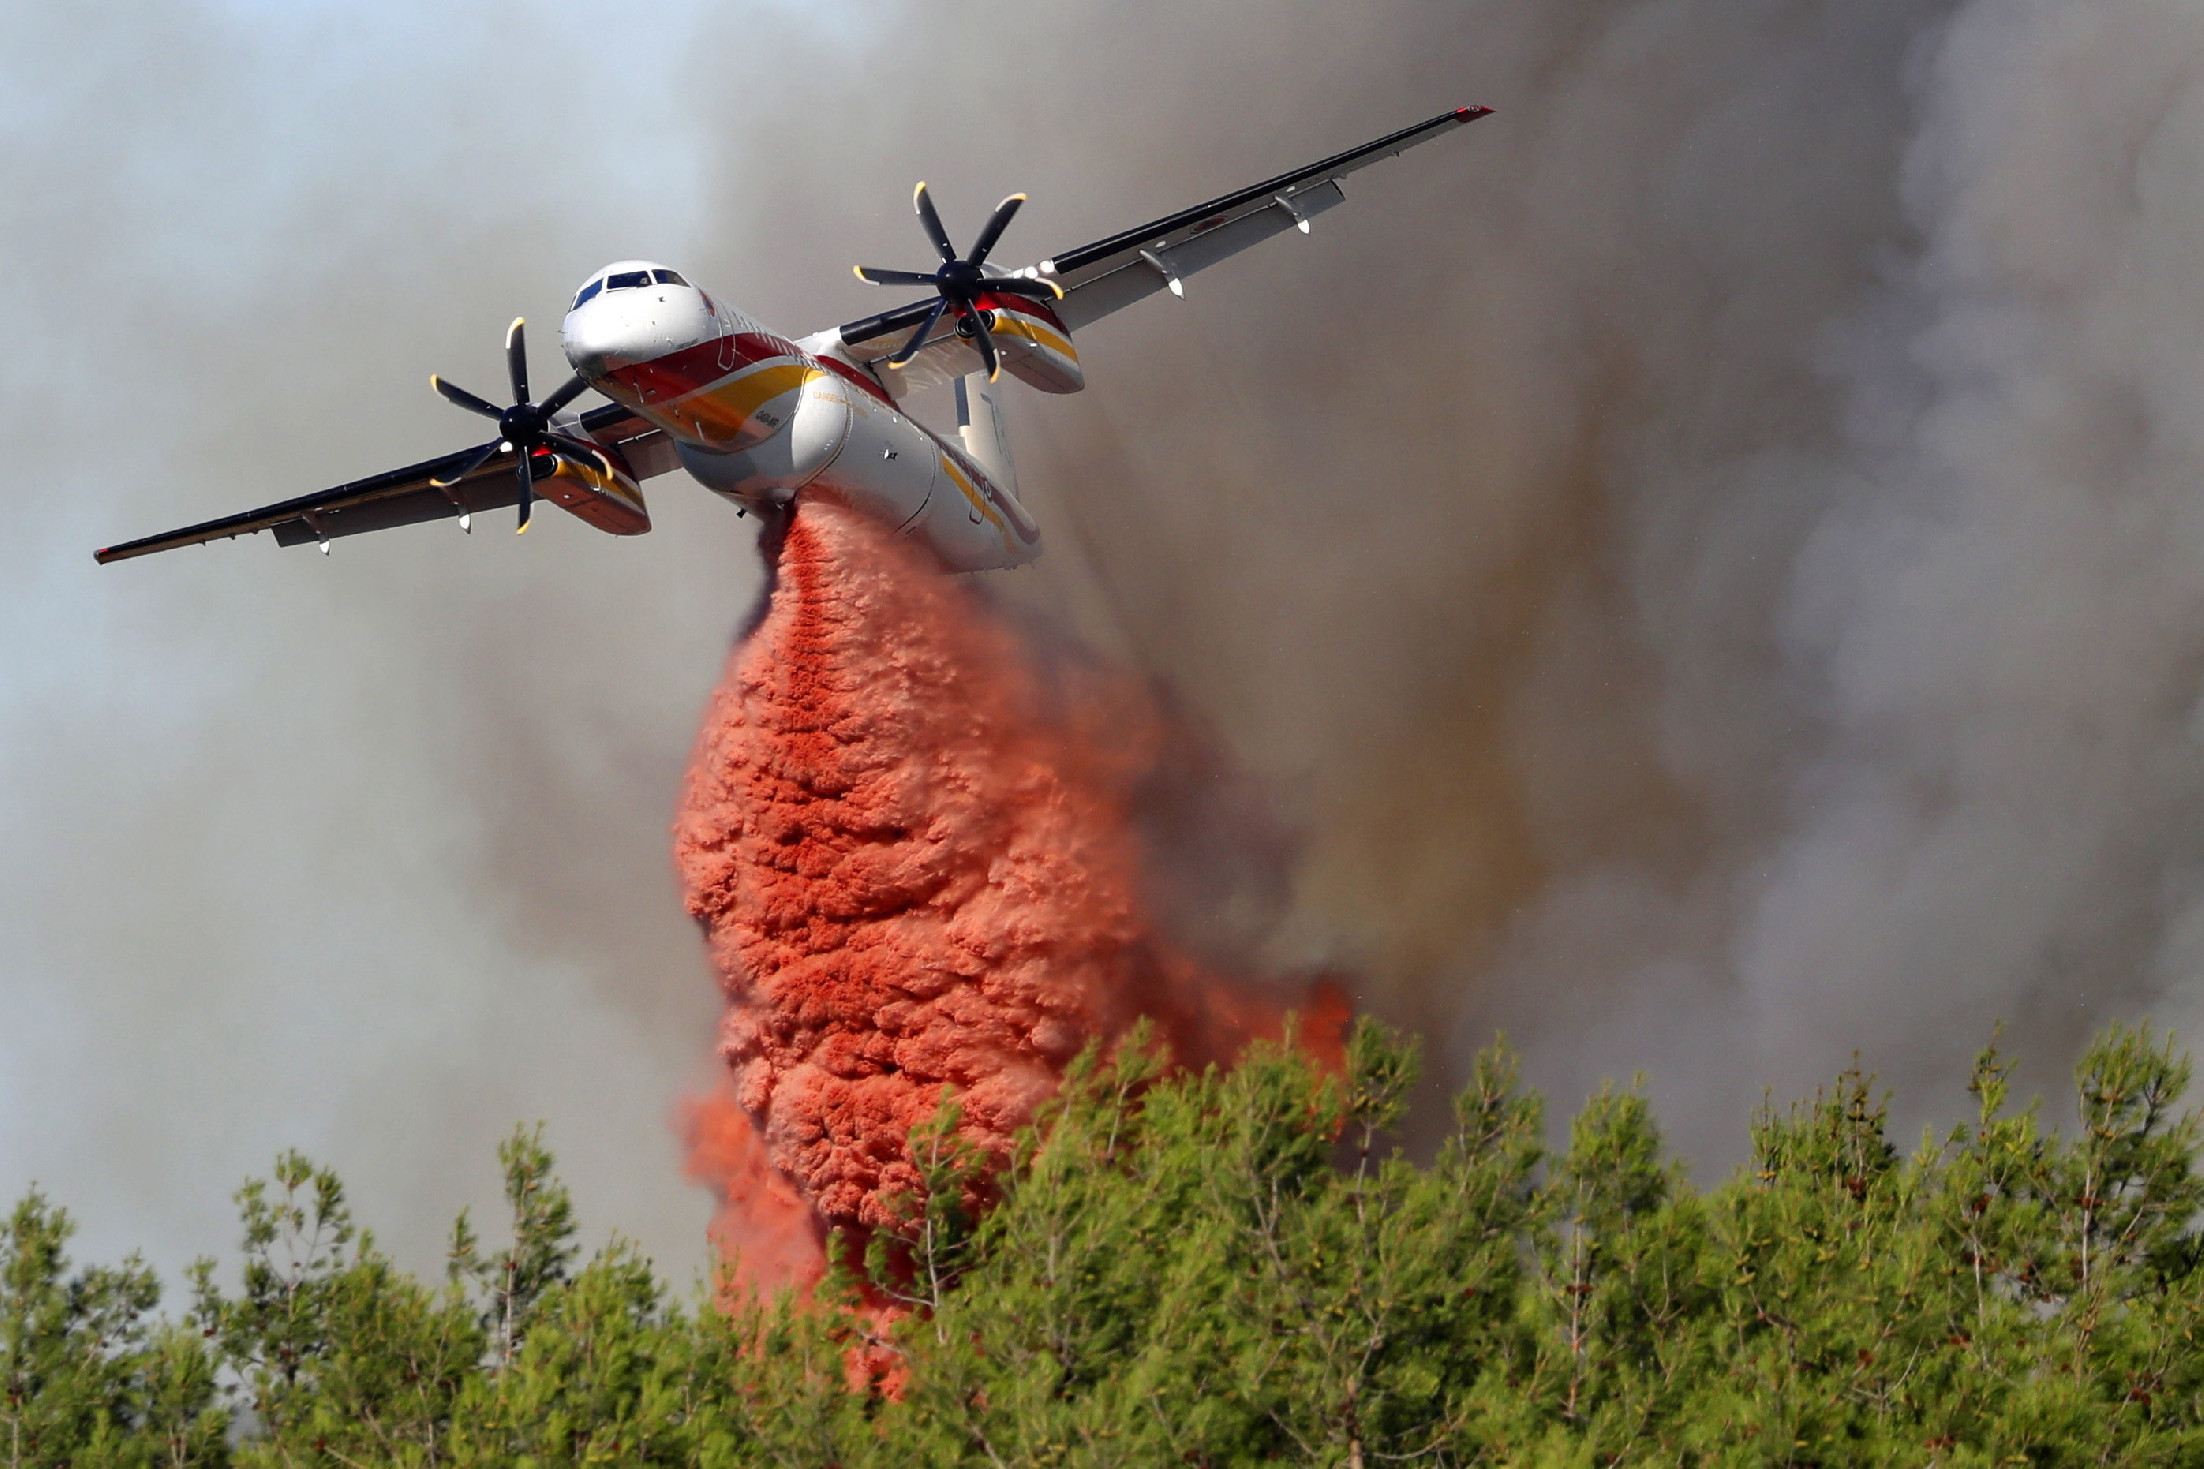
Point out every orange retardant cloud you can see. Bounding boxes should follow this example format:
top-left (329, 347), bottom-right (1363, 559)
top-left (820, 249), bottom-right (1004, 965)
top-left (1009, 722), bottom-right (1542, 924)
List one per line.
top-left (675, 497), bottom-right (1343, 1292)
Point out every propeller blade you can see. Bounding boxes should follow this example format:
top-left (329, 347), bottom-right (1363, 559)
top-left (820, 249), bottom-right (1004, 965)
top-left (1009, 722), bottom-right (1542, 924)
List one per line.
top-left (515, 450), bottom-right (536, 533)
top-left (432, 375), bottom-right (503, 421)
top-left (887, 297), bottom-right (949, 367)
top-left (538, 373), bottom-right (591, 417)
top-left (430, 440), bottom-right (501, 488)
top-left (546, 432), bottom-right (614, 476)
top-left (957, 302), bottom-right (1000, 382)
top-left (505, 317), bottom-right (530, 405)
top-left (913, 182), bottom-right (957, 264)
top-left (967, 193), bottom-right (1026, 265)
top-left (976, 276), bottom-right (1065, 303)
top-left (853, 265), bottom-right (942, 288)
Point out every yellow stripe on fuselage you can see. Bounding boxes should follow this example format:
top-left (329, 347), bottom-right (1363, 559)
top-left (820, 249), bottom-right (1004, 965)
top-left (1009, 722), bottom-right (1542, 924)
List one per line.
top-left (664, 360), bottom-right (816, 443)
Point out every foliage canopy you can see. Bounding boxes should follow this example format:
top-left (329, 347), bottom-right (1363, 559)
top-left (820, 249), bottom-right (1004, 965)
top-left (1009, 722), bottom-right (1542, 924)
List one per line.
top-left (7, 1021), bottom-right (2204, 1465)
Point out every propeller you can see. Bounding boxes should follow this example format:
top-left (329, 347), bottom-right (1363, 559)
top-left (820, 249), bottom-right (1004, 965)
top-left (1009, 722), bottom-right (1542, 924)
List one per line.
top-left (854, 183), bottom-right (1064, 380)
top-left (429, 318), bottom-right (608, 532)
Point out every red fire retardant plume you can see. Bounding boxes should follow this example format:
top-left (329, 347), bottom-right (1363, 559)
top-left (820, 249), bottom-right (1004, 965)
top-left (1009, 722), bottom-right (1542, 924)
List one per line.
top-left (675, 498), bottom-right (1342, 1290)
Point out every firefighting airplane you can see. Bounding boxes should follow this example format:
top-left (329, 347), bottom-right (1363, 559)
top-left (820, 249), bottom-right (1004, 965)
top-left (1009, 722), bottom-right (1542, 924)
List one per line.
top-left (95, 108), bottom-right (1490, 573)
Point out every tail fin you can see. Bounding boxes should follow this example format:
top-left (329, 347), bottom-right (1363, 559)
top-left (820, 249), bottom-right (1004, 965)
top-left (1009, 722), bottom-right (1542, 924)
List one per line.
top-left (956, 373), bottom-right (1019, 499)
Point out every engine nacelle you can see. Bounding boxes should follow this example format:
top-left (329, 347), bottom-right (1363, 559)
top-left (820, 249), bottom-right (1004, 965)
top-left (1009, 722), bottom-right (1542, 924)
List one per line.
top-left (978, 291), bottom-right (1084, 394)
top-left (535, 431), bottom-right (650, 535)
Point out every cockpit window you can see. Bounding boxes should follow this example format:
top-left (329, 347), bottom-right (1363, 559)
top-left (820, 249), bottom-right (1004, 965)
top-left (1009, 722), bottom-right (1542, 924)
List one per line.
top-left (652, 269), bottom-right (688, 287)
top-left (606, 270), bottom-right (652, 291)
top-left (572, 278), bottom-right (603, 310)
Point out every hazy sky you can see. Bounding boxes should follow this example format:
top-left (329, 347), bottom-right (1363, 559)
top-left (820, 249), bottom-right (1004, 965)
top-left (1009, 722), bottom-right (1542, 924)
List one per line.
top-left (9, 0), bottom-right (2204, 1293)
top-left (0, 0), bottom-right (775, 1284)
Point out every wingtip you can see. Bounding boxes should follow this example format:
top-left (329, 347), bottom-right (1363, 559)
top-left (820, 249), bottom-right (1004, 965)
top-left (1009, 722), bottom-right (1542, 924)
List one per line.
top-left (1455, 104), bottom-right (1495, 119)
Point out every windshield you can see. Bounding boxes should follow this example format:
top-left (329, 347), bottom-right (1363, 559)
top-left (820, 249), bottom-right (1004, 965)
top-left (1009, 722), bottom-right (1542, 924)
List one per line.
top-left (652, 269), bottom-right (688, 287)
top-left (572, 278), bottom-right (603, 310)
top-left (606, 270), bottom-right (652, 291)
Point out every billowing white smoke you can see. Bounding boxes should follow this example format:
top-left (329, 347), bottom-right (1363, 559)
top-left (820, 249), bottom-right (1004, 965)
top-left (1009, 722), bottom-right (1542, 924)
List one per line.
top-left (1486, 0), bottom-right (2204, 1141)
top-left (1712, 0), bottom-right (2204, 1117)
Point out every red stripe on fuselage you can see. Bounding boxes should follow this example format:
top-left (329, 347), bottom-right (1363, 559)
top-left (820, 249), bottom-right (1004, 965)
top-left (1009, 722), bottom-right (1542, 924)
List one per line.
top-left (811, 353), bottom-right (895, 406)
top-left (606, 329), bottom-right (892, 409)
top-left (732, 331), bottom-right (804, 362)
top-left (609, 336), bottom-right (738, 406)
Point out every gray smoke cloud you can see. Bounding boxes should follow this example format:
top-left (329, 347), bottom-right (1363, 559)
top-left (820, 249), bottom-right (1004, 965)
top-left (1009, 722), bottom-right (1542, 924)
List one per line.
top-left (7, 0), bottom-right (2202, 1287)
top-left (694, 0), bottom-right (2204, 1159)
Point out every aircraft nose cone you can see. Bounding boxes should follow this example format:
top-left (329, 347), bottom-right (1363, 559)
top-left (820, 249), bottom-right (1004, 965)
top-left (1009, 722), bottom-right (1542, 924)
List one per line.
top-left (562, 288), bottom-right (716, 379)
top-left (560, 303), bottom-right (632, 379)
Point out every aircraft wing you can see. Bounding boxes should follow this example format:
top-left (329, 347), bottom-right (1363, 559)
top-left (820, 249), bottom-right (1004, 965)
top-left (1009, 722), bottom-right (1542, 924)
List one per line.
top-left (835, 106), bottom-right (1490, 372)
top-left (93, 403), bottom-right (676, 564)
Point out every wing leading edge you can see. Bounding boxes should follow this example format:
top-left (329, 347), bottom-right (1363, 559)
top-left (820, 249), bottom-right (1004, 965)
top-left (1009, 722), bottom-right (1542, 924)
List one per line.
top-left (837, 105), bottom-right (1491, 368)
top-left (93, 404), bottom-right (674, 564)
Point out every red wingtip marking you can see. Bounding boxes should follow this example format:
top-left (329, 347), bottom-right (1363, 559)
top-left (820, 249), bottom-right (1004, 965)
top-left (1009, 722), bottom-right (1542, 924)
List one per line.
top-left (1456, 105), bottom-right (1495, 119)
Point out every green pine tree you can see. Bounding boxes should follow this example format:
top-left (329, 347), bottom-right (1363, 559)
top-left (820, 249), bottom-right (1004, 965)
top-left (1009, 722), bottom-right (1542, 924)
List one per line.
top-left (13, 1015), bottom-right (2204, 1465)
top-left (0, 1191), bottom-right (224, 1468)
